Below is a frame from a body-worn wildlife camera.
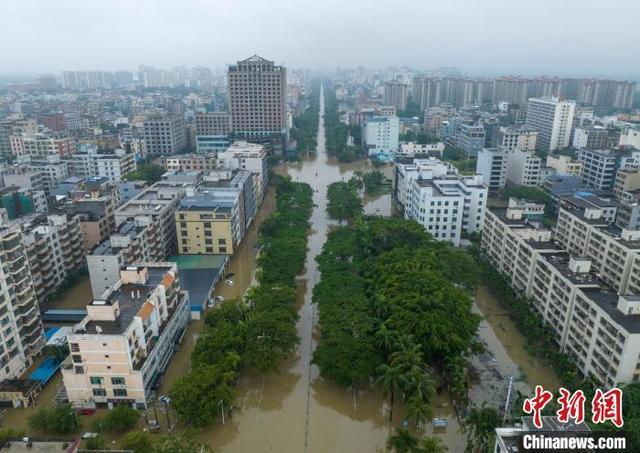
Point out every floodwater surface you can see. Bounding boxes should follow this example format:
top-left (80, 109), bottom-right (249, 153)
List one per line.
top-left (196, 84), bottom-right (413, 453)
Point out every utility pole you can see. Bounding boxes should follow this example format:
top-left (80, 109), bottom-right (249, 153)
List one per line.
top-left (220, 399), bottom-right (225, 424)
top-left (503, 376), bottom-right (514, 424)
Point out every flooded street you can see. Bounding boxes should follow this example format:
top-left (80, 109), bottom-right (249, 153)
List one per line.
top-left (195, 84), bottom-right (414, 453)
top-left (42, 276), bottom-right (93, 311)
top-left (470, 286), bottom-right (562, 411)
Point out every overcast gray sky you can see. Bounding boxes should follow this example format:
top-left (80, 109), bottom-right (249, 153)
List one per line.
top-left (2, 0), bottom-right (639, 79)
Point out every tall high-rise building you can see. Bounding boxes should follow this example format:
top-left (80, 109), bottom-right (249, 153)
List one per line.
top-left (227, 55), bottom-right (287, 149)
top-left (0, 226), bottom-right (45, 381)
top-left (525, 97), bottom-right (576, 152)
top-left (412, 78), bottom-right (445, 110)
top-left (577, 79), bottom-right (636, 109)
top-left (383, 81), bottom-right (409, 110)
top-left (143, 112), bottom-right (187, 155)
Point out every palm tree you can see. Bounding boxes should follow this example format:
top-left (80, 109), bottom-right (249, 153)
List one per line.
top-left (390, 340), bottom-right (424, 376)
top-left (223, 350), bottom-right (242, 371)
top-left (375, 322), bottom-right (396, 353)
top-left (406, 368), bottom-right (435, 403)
top-left (376, 363), bottom-right (406, 421)
top-left (386, 427), bottom-right (419, 453)
top-left (419, 436), bottom-right (448, 453)
top-left (405, 393), bottom-right (432, 430)
top-left (463, 404), bottom-right (501, 453)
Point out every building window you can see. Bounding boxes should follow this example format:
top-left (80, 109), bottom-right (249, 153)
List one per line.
top-left (74, 366), bottom-right (84, 374)
top-left (113, 388), bottom-right (128, 397)
top-left (111, 377), bottom-right (125, 385)
top-left (90, 376), bottom-right (103, 385)
top-left (72, 355), bottom-right (82, 363)
top-left (206, 247), bottom-right (213, 253)
top-left (220, 247), bottom-right (227, 253)
top-left (218, 238), bottom-right (226, 245)
top-left (70, 343), bottom-right (79, 352)
top-left (92, 388), bottom-right (107, 397)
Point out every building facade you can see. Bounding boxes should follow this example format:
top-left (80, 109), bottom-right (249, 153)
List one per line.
top-left (175, 192), bottom-right (243, 255)
top-left (227, 55), bottom-right (287, 147)
top-left (483, 205), bottom-right (640, 386)
top-left (0, 227), bottom-right (45, 381)
top-left (383, 81), bottom-right (409, 111)
top-left (506, 149), bottom-right (542, 187)
top-left (143, 112), bottom-right (187, 155)
top-left (476, 147), bottom-right (508, 190)
top-left (525, 97), bottom-right (576, 152)
top-left (457, 123), bottom-right (486, 157)
top-left (392, 157), bottom-right (487, 246)
top-left (61, 263), bottom-right (190, 409)
top-left (363, 116), bottom-right (400, 157)
top-left (495, 125), bottom-right (538, 151)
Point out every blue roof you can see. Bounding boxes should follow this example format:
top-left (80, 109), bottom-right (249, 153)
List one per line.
top-left (29, 357), bottom-right (61, 385)
top-left (44, 327), bottom-right (60, 340)
top-left (44, 309), bottom-right (87, 315)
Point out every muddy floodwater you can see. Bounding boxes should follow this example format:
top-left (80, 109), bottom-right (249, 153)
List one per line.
top-left (190, 84), bottom-right (427, 453)
top-left (471, 285), bottom-right (562, 412)
top-left (43, 276), bottom-right (93, 311)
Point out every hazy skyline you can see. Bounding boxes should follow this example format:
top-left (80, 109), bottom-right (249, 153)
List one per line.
top-left (3, 0), bottom-right (640, 80)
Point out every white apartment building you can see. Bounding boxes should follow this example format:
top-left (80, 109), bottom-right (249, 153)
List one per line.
top-left (476, 147), bottom-right (508, 190)
top-left (0, 226), bottom-right (45, 381)
top-left (164, 154), bottom-right (219, 172)
top-left (525, 97), bottom-right (576, 152)
top-left (12, 155), bottom-right (69, 194)
top-left (20, 213), bottom-right (85, 303)
top-left (65, 144), bottom-right (136, 183)
top-left (397, 141), bottom-right (445, 157)
top-left (506, 149), bottom-right (542, 186)
top-left (10, 134), bottom-right (76, 158)
top-left (62, 263), bottom-right (190, 409)
top-left (546, 154), bottom-right (583, 176)
top-left (483, 205), bottom-right (640, 386)
top-left (218, 141), bottom-right (268, 200)
top-left (495, 125), bottom-right (538, 151)
top-left (576, 148), bottom-right (618, 189)
top-left (619, 128), bottom-right (640, 150)
top-left (87, 221), bottom-right (163, 299)
top-left (364, 115), bottom-right (400, 157)
top-left (393, 157), bottom-right (487, 246)
top-left (555, 206), bottom-right (640, 295)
